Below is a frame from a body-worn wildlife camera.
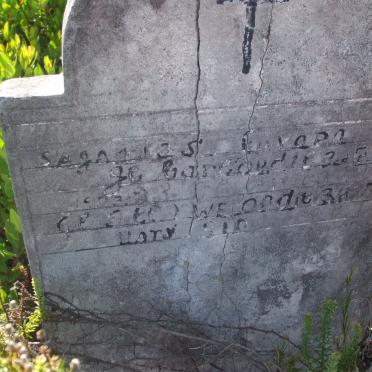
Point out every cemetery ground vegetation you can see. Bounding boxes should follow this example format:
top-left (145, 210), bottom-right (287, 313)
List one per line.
top-left (0, 1), bottom-right (370, 371)
top-left (272, 273), bottom-right (372, 372)
top-left (0, 1), bottom-right (77, 370)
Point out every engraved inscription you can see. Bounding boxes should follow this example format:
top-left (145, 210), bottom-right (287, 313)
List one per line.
top-left (25, 108), bottom-right (372, 252)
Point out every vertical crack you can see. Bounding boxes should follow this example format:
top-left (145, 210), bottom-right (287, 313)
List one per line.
top-left (219, 234), bottom-right (229, 289)
top-left (184, 260), bottom-right (192, 310)
top-left (195, 0), bottom-right (202, 114)
top-left (189, 0), bottom-right (202, 237)
top-left (194, 0), bottom-right (201, 172)
top-left (219, 234), bottom-right (241, 321)
top-left (243, 1), bottom-right (274, 165)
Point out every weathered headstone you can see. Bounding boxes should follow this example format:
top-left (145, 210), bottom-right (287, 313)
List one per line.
top-left (1, 0), bottom-right (372, 370)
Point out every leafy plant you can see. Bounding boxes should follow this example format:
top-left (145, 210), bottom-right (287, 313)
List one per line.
top-left (0, 0), bottom-right (67, 303)
top-left (0, 128), bottom-right (25, 299)
top-left (301, 313), bottom-right (314, 370)
top-left (0, 0), bottom-right (66, 81)
top-left (336, 324), bottom-right (363, 372)
top-left (274, 273), bottom-right (369, 372)
top-left (0, 319), bottom-right (79, 372)
top-left (316, 299), bottom-right (338, 371)
top-left (0, 277), bottom-right (80, 371)
top-left (23, 278), bottom-right (45, 339)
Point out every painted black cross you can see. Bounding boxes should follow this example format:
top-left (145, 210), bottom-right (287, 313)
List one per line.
top-left (217, 0), bottom-right (289, 74)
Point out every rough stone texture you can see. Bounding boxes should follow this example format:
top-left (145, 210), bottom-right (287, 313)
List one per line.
top-left (1, 0), bottom-right (372, 370)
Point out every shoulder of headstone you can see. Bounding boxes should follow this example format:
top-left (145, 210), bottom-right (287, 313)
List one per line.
top-left (0, 0), bottom-right (78, 126)
top-left (0, 74), bottom-right (64, 99)
top-left (0, 75), bottom-right (66, 126)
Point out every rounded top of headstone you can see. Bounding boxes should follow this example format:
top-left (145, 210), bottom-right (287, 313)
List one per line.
top-left (62, 0), bottom-right (199, 112)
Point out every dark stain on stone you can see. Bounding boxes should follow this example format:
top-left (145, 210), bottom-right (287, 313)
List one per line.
top-left (217, 0), bottom-right (289, 74)
top-left (150, 0), bottom-right (166, 9)
top-left (242, 0), bottom-right (257, 74)
top-left (257, 278), bottom-right (292, 315)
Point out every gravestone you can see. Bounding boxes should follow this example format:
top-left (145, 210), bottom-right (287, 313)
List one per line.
top-left (1, 0), bottom-right (372, 370)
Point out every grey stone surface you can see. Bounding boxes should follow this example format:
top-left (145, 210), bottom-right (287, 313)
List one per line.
top-left (1, 0), bottom-right (372, 370)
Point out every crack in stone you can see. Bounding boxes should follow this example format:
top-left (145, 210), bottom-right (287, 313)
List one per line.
top-left (243, 1), bottom-right (274, 167)
top-left (194, 0), bottom-right (202, 133)
top-left (46, 292), bottom-right (298, 344)
top-left (218, 234), bottom-right (241, 323)
top-left (45, 291), bottom-right (300, 370)
top-left (219, 234), bottom-right (229, 291)
top-left (219, 234), bottom-right (229, 301)
top-left (189, 0), bottom-right (202, 238)
top-left (188, 213), bottom-right (196, 236)
top-left (184, 260), bottom-right (192, 309)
